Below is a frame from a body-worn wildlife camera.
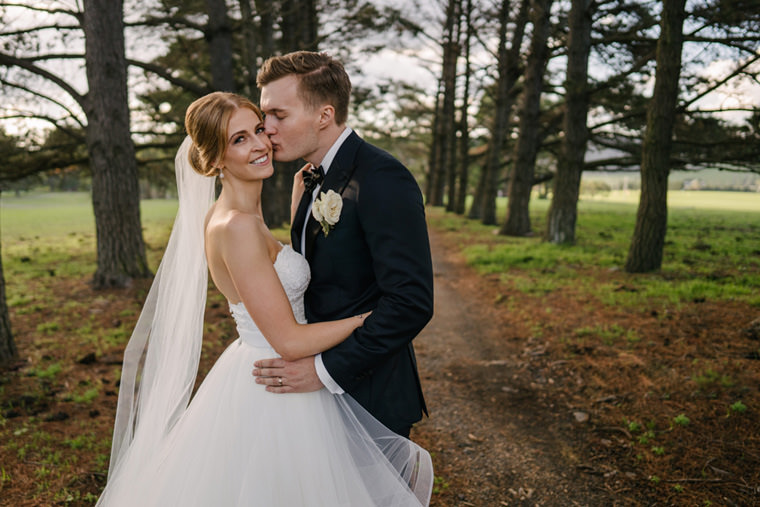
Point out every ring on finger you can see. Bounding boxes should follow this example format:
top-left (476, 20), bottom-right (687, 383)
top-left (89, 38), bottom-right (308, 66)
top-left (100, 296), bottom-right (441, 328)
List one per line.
top-left (278, 377), bottom-right (283, 386)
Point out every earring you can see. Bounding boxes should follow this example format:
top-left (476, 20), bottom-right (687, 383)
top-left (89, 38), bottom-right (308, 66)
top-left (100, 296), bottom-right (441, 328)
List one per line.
top-left (217, 168), bottom-right (224, 179)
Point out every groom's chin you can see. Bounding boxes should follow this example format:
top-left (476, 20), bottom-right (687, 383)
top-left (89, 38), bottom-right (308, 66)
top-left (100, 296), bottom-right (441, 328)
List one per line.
top-left (272, 151), bottom-right (294, 163)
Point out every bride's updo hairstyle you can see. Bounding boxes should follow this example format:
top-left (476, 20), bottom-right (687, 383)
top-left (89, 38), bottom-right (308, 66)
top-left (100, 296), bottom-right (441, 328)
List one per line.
top-left (184, 92), bottom-right (264, 177)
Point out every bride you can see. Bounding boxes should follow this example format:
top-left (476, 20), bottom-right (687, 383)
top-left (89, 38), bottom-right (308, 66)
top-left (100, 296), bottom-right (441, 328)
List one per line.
top-left (96, 92), bottom-right (432, 506)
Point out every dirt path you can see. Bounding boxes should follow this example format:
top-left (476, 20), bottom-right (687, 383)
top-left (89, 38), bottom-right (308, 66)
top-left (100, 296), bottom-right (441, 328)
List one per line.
top-left (411, 230), bottom-right (615, 506)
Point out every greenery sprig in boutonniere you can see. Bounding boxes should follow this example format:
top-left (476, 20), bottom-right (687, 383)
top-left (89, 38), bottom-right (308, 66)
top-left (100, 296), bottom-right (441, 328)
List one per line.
top-left (312, 189), bottom-right (343, 236)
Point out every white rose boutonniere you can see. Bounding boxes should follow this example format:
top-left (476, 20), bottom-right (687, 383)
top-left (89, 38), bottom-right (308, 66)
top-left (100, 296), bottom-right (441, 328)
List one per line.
top-left (312, 189), bottom-right (343, 236)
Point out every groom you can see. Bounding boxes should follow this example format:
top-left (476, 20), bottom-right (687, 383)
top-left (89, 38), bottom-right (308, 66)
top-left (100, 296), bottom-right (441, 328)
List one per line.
top-left (252, 51), bottom-right (434, 438)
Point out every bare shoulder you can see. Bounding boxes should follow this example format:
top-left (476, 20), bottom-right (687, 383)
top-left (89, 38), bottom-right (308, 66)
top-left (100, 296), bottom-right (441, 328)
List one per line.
top-left (207, 208), bottom-right (254, 234)
top-left (206, 209), bottom-right (266, 252)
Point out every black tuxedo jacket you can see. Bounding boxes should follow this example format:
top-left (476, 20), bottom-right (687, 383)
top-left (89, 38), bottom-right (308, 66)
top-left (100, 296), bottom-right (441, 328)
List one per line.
top-left (291, 131), bottom-right (434, 434)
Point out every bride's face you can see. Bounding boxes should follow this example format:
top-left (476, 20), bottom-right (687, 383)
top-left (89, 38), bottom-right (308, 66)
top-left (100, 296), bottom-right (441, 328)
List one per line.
top-left (221, 107), bottom-right (274, 181)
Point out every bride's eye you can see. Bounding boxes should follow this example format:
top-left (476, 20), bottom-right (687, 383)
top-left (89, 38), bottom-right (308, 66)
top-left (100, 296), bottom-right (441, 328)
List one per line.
top-left (233, 135), bottom-right (246, 144)
top-left (255, 125), bottom-right (265, 134)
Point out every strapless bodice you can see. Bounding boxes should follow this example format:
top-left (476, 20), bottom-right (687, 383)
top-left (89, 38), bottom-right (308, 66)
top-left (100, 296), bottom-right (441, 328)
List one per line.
top-left (228, 244), bottom-right (310, 348)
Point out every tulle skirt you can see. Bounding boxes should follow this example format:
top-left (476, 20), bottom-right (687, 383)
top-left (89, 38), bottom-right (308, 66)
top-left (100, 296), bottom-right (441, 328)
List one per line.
top-left (97, 338), bottom-right (433, 506)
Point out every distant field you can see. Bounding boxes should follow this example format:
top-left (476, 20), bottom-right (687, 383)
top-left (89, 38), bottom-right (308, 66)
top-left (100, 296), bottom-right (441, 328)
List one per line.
top-left (0, 191), bottom-right (177, 245)
top-left (2, 189), bottom-right (757, 249)
top-left (583, 189), bottom-right (760, 211)
top-left (584, 167), bottom-right (760, 192)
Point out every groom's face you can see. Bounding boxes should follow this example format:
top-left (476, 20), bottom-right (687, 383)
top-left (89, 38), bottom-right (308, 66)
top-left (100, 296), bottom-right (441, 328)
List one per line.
top-left (260, 75), bottom-right (321, 164)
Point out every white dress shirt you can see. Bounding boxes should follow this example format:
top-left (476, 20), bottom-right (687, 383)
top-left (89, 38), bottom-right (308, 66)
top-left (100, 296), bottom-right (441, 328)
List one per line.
top-left (303, 126), bottom-right (353, 394)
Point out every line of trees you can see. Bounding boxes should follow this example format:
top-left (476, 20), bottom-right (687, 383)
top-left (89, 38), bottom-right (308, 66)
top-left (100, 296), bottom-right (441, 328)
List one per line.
top-left (1, 0), bottom-right (759, 364)
top-left (424, 0), bottom-right (759, 271)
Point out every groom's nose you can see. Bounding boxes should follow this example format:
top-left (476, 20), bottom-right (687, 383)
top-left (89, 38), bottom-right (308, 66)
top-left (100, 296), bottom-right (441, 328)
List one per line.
top-left (263, 117), bottom-right (276, 135)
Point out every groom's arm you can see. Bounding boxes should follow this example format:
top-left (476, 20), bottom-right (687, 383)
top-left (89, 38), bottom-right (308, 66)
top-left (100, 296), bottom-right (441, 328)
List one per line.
top-left (319, 159), bottom-right (434, 390)
top-left (253, 156), bottom-right (433, 394)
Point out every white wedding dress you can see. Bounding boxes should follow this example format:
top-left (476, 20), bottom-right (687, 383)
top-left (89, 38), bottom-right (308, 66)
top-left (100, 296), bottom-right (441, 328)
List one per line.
top-left (97, 244), bottom-right (432, 506)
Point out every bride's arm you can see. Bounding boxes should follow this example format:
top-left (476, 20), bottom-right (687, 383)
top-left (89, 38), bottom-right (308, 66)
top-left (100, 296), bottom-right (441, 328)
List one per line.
top-left (220, 215), bottom-right (366, 361)
top-left (290, 163), bottom-right (309, 224)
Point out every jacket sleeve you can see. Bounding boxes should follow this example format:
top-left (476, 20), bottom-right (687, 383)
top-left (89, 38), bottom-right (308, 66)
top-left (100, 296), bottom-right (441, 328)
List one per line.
top-left (320, 158), bottom-right (434, 390)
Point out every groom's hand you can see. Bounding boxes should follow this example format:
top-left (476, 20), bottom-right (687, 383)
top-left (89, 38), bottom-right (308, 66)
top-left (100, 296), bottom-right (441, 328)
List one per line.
top-left (252, 356), bottom-right (324, 393)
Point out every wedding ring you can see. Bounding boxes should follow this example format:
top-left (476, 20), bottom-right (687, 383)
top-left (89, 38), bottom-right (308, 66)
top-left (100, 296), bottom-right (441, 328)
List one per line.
top-left (278, 377), bottom-right (283, 386)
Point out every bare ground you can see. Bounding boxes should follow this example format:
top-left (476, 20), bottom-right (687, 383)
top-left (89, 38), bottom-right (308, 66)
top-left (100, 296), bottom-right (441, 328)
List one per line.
top-left (412, 228), bottom-right (759, 507)
top-left (412, 230), bottom-right (613, 506)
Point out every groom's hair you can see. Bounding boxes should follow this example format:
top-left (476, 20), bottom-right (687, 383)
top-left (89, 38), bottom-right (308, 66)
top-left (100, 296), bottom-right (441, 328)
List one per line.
top-left (257, 51), bottom-right (351, 125)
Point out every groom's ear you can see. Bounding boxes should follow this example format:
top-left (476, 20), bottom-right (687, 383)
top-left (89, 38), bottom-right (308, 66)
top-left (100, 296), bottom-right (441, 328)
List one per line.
top-left (317, 105), bottom-right (335, 129)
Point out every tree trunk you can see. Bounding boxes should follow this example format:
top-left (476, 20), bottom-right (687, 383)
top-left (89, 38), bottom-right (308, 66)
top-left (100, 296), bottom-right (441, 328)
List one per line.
top-left (238, 0), bottom-right (258, 99)
top-left (445, 0), bottom-right (463, 212)
top-left (625, 0), bottom-right (686, 273)
top-left (467, 160), bottom-right (485, 219)
top-left (425, 83), bottom-right (441, 203)
top-left (83, 0), bottom-right (151, 288)
top-left (430, 0), bottom-right (459, 208)
top-left (254, 0), bottom-right (276, 58)
top-left (0, 252), bottom-right (18, 367)
top-left (443, 38), bottom-right (460, 212)
top-left (261, 0), bottom-right (319, 227)
top-left (454, 0), bottom-right (472, 215)
top-left (481, 0), bottom-right (513, 225)
top-left (478, 0), bottom-right (529, 224)
top-left (546, 0), bottom-right (592, 244)
top-left (206, 0), bottom-right (236, 92)
top-left (501, 0), bottom-right (553, 236)
top-left (281, 0), bottom-right (318, 50)
top-left (427, 80), bottom-right (445, 205)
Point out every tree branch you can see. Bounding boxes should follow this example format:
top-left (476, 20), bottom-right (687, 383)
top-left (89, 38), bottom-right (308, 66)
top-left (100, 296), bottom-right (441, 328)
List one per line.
top-left (0, 113), bottom-right (85, 141)
top-left (0, 2), bottom-right (81, 22)
top-left (17, 53), bottom-right (85, 62)
top-left (125, 15), bottom-right (206, 33)
top-left (0, 52), bottom-right (85, 107)
top-left (126, 59), bottom-right (210, 97)
top-left (0, 77), bottom-right (86, 128)
top-left (0, 24), bottom-right (80, 37)
top-left (679, 53), bottom-right (760, 112)
top-left (686, 107), bottom-right (759, 116)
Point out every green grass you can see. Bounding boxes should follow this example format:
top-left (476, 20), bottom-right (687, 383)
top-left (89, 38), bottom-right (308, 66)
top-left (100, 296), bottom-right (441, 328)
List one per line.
top-left (430, 192), bottom-right (760, 308)
top-left (1, 190), bottom-right (179, 271)
top-left (1, 188), bottom-right (290, 266)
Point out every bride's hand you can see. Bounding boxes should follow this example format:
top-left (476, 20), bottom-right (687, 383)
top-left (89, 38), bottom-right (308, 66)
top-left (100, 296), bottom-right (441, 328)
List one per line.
top-left (292, 163), bottom-right (311, 200)
top-left (290, 163), bottom-right (312, 223)
top-left (355, 310), bottom-right (373, 326)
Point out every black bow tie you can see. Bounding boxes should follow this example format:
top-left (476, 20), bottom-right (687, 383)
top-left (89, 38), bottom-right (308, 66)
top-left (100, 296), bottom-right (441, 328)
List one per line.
top-left (303, 165), bottom-right (325, 194)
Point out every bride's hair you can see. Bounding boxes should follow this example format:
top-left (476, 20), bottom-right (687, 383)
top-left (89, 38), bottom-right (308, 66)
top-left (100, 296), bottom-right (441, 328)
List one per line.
top-left (184, 92), bottom-right (263, 177)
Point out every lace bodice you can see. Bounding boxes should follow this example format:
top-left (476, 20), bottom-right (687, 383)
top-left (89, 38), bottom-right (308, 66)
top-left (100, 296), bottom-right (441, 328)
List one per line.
top-left (228, 244), bottom-right (310, 348)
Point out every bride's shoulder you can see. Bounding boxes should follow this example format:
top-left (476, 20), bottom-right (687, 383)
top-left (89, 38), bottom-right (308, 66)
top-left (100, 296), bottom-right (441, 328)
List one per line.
top-left (206, 209), bottom-right (262, 243)
top-left (208, 208), bottom-right (257, 230)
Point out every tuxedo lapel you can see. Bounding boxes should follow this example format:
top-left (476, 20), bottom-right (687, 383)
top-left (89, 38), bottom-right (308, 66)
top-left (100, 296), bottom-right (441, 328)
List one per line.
top-left (291, 191), bottom-right (312, 254)
top-left (303, 132), bottom-right (363, 259)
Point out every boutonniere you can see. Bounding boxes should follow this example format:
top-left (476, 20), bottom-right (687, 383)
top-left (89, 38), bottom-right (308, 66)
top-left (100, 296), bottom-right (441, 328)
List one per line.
top-left (312, 189), bottom-right (343, 236)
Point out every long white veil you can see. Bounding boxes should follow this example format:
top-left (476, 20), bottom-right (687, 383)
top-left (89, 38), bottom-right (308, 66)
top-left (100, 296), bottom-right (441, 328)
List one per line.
top-left (105, 137), bottom-right (215, 481)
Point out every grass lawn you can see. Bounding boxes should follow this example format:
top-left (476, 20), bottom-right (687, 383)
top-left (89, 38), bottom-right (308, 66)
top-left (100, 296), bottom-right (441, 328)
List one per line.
top-left (433, 192), bottom-right (760, 308)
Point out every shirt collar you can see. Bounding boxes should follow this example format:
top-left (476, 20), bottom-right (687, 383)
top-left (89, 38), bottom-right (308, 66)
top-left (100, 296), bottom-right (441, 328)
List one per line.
top-left (318, 126), bottom-right (353, 175)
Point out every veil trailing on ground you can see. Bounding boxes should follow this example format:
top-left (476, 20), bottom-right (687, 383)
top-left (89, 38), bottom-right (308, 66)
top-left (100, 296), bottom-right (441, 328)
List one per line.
top-left (106, 137), bottom-right (215, 481)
